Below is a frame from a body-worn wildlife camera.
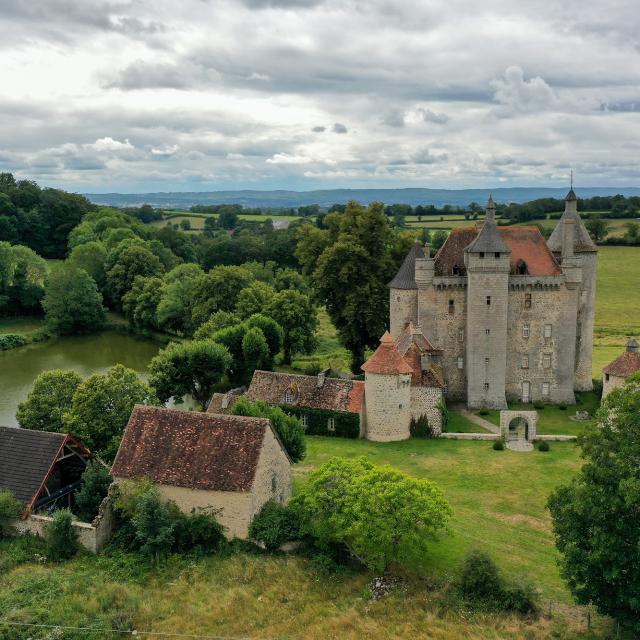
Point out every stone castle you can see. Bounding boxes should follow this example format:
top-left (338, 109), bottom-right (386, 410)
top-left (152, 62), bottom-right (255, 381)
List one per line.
top-left (389, 190), bottom-right (597, 409)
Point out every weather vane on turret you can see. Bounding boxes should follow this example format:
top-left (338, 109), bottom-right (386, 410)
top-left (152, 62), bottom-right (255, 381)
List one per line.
top-left (570, 169), bottom-right (573, 190)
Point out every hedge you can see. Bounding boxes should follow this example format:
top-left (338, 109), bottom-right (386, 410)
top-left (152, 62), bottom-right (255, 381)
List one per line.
top-left (0, 334), bottom-right (27, 351)
top-left (280, 405), bottom-right (360, 438)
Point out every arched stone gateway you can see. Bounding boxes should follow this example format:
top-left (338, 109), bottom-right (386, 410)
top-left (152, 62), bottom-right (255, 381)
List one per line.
top-left (499, 410), bottom-right (537, 452)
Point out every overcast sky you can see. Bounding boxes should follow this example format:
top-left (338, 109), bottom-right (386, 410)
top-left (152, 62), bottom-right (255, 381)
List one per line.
top-left (1, 0), bottom-right (639, 193)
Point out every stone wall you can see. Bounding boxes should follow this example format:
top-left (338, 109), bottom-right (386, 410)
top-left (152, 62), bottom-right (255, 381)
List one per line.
top-left (499, 410), bottom-right (538, 442)
top-left (389, 289), bottom-right (418, 339)
top-left (505, 283), bottom-right (577, 404)
top-left (250, 426), bottom-right (292, 521)
top-left (364, 372), bottom-right (412, 441)
top-left (575, 252), bottom-right (597, 391)
top-left (410, 386), bottom-right (443, 434)
top-left (603, 372), bottom-right (626, 398)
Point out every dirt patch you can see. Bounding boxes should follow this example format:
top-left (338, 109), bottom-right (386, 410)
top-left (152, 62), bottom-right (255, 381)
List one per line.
top-left (496, 513), bottom-right (551, 534)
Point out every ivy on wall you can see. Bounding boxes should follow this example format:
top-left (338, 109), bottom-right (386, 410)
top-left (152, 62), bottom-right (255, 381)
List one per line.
top-left (279, 405), bottom-right (360, 439)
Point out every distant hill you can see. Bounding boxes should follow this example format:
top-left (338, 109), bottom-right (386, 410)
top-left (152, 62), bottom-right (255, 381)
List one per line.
top-left (84, 186), bottom-right (640, 210)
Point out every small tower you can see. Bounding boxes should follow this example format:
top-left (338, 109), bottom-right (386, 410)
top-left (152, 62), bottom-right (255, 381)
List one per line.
top-left (388, 241), bottom-right (424, 338)
top-left (362, 332), bottom-right (413, 441)
top-left (548, 189), bottom-right (598, 391)
top-left (464, 196), bottom-right (511, 409)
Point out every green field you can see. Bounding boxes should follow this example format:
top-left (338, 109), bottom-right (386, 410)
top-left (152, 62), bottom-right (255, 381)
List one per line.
top-left (0, 436), bottom-right (611, 639)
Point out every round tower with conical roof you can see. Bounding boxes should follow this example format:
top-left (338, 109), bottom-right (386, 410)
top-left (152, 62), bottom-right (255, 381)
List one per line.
top-left (388, 241), bottom-right (424, 338)
top-left (361, 332), bottom-right (413, 441)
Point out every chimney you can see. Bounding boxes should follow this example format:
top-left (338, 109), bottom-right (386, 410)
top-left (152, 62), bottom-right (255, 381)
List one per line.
top-left (424, 242), bottom-right (431, 258)
top-left (317, 370), bottom-right (328, 388)
top-left (627, 338), bottom-right (639, 353)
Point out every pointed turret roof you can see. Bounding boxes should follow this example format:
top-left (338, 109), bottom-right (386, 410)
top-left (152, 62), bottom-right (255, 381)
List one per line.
top-left (388, 241), bottom-right (425, 290)
top-left (361, 332), bottom-right (414, 375)
top-left (547, 189), bottom-right (597, 253)
top-left (465, 196), bottom-right (509, 254)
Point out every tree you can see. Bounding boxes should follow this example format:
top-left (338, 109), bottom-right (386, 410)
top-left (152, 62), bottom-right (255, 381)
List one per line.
top-left (249, 501), bottom-right (300, 550)
top-left (122, 276), bottom-right (163, 332)
top-left (292, 456), bottom-right (452, 572)
top-left (548, 376), bottom-right (640, 629)
top-left (231, 397), bottom-right (306, 462)
top-left (156, 263), bottom-right (204, 336)
top-left (624, 221), bottom-right (639, 244)
top-left (16, 369), bottom-right (83, 433)
top-left (68, 241), bottom-right (108, 291)
top-left (0, 490), bottom-right (22, 538)
top-left (0, 242), bottom-right (47, 315)
top-left (74, 462), bottom-right (112, 523)
top-left (105, 241), bottom-right (164, 308)
top-left (193, 310), bottom-right (240, 340)
top-left (235, 281), bottom-right (275, 319)
top-left (266, 289), bottom-right (318, 364)
top-left (132, 488), bottom-right (175, 563)
top-left (63, 364), bottom-right (156, 462)
top-left (43, 264), bottom-right (105, 335)
top-left (148, 339), bottom-right (232, 407)
top-left (219, 209), bottom-right (239, 230)
top-left (45, 509), bottom-right (78, 561)
top-left (242, 326), bottom-right (270, 374)
top-left (585, 216), bottom-right (609, 243)
top-left (245, 314), bottom-right (283, 367)
top-left (430, 229), bottom-right (448, 251)
top-left (296, 202), bottom-right (396, 371)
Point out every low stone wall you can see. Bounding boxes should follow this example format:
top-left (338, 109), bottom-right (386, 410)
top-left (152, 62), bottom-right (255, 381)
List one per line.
top-left (440, 432), bottom-right (499, 440)
top-left (534, 434), bottom-right (577, 441)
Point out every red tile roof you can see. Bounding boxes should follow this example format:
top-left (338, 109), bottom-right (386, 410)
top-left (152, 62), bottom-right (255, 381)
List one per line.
top-left (246, 370), bottom-right (364, 414)
top-left (435, 226), bottom-right (561, 277)
top-left (603, 351), bottom-right (640, 378)
top-left (111, 405), bottom-right (276, 492)
top-left (361, 332), bottom-right (414, 375)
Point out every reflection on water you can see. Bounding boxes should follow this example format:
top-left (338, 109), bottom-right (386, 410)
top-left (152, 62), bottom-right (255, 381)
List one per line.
top-left (0, 332), bottom-right (161, 427)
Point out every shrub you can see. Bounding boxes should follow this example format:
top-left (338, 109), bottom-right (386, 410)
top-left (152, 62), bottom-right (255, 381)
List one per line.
top-left (478, 409), bottom-right (489, 416)
top-left (493, 440), bottom-right (505, 451)
top-left (74, 461), bottom-right (112, 523)
top-left (45, 509), bottom-right (79, 561)
top-left (249, 501), bottom-right (300, 550)
top-left (538, 440), bottom-right (550, 452)
top-left (0, 333), bottom-right (27, 351)
top-left (0, 490), bottom-right (22, 537)
top-left (501, 579), bottom-right (539, 615)
top-left (533, 400), bottom-right (545, 410)
top-left (459, 550), bottom-right (503, 600)
top-left (173, 508), bottom-right (226, 554)
top-left (558, 402), bottom-right (567, 410)
top-left (132, 488), bottom-right (174, 563)
top-left (410, 414), bottom-right (435, 438)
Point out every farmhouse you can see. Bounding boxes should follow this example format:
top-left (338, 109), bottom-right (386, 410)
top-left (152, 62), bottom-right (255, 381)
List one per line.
top-left (214, 320), bottom-right (444, 442)
top-left (602, 338), bottom-right (640, 398)
top-left (111, 405), bottom-right (292, 539)
top-left (390, 190), bottom-right (597, 408)
top-left (0, 426), bottom-right (92, 516)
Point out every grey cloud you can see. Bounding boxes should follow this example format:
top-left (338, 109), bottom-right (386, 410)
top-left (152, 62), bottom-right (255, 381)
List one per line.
top-left (418, 109), bottom-right (449, 125)
top-left (311, 125), bottom-right (326, 132)
top-left (332, 123), bottom-right (348, 134)
top-left (105, 62), bottom-right (194, 90)
top-left (382, 110), bottom-right (405, 127)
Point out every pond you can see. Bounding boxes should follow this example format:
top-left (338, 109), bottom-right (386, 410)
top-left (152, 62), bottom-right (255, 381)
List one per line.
top-left (0, 331), bottom-right (162, 428)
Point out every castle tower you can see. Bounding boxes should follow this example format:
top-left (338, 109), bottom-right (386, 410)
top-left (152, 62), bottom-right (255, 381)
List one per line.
top-left (361, 332), bottom-right (413, 441)
top-left (547, 189), bottom-right (597, 391)
top-left (388, 241), bottom-right (423, 338)
top-left (463, 196), bottom-right (511, 409)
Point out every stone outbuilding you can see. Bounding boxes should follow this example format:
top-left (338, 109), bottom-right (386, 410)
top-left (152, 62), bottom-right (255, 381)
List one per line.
top-left (111, 405), bottom-right (292, 539)
top-left (602, 338), bottom-right (640, 398)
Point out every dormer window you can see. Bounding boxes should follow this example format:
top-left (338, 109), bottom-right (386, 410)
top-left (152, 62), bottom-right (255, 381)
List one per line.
top-left (516, 260), bottom-right (528, 275)
top-left (479, 252), bottom-right (485, 259)
top-left (494, 252), bottom-right (500, 259)
top-left (283, 387), bottom-right (296, 404)
top-left (452, 264), bottom-right (463, 276)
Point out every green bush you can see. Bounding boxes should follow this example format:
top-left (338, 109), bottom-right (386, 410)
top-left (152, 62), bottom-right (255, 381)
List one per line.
top-left (45, 509), bottom-right (79, 561)
top-left (538, 440), bottom-right (550, 452)
top-left (74, 461), bottom-right (112, 523)
top-left (0, 490), bottom-right (22, 537)
top-left (478, 409), bottom-right (489, 416)
top-left (410, 414), bottom-right (436, 438)
top-left (492, 440), bottom-right (505, 451)
top-left (558, 402), bottom-right (567, 411)
top-left (0, 333), bottom-right (27, 351)
top-left (501, 579), bottom-right (540, 615)
top-left (249, 500), bottom-right (300, 550)
top-left (533, 400), bottom-right (545, 410)
top-left (132, 489), bottom-right (174, 563)
top-left (173, 507), bottom-right (225, 554)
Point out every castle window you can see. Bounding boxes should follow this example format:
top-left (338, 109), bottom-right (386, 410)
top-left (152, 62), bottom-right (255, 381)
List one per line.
top-left (479, 252), bottom-right (485, 259)
top-left (452, 264), bottom-right (463, 276)
top-left (544, 324), bottom-right (552, 338)
top-left (486, 296), bottom-right (491, 306)
top-left (605, 373), bottom-right (610, 382)
top-left (485, 329), bottom-right (490, 335)
top-left (327, 417), bottom-right (336, 432)
top-left (543, 354), bottom-right (552, 369)
top-left (521, 355), bottom-right (529, 369)
top-left (524, 293), bottom-right (532, 308)
top-left (485, 357), bottom-right (490, 365)
top-left (271, 474), bottom-right (277, 493)
top-left (483, 382), bottom-right (490, 391)
top-left (283, 388), bottom-right (296, 404)
top-left (542, 382), bottom-right (550, 397)
top-left (516, 260), bottom-right (528, 275)
top-left (522, 323), bottom-right (530, 338)
top-left (458, 329), bottom-right (464, 341)
top-left (457, 357), bottom-right (464, 370)
top-left (300, 414), bottom-right (308, 429)
top-left (494, 252), bottom-right (500, 259)
top-left (448, 299), bottom-right (455, 314)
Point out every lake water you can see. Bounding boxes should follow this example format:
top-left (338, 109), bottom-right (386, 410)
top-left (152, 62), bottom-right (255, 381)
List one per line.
top-left (0, 332), bottom-right (161, 427)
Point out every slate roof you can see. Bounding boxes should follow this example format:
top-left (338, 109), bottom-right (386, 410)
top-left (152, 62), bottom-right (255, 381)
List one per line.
top-left (395, 322), bottom-right (441, 356)
top-left (111, 405), bottom-right (279, 492)
top-left (435, 226), bottom-right (561, 277)
top-left (246, 370), bottom-right (364, 413)
top-left (0, 427), bottom-right (67, 507)
top-left (547, 190), bottom-right (597, 253)
top-left (361, 332), bottom-right (414, 375)
top-left (466, 206), bottom-right (510, 254)
top-left (388, 241), bottom-right (425, 290)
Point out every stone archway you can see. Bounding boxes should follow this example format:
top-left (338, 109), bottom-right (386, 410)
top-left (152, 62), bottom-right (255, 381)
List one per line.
top-left (500, 410), bottom-right (537, 452)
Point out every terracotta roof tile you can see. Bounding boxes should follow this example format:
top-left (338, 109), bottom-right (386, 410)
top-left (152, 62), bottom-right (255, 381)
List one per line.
top-left (435, 226), bottom-right (561, 277)
top-left (361, 332), bottom-right (414, 375)
top-left (111, 405), bottom-right (274, 492)
top-left (246, 371), bottom-right (364, 413)
top-left (603, 351), bottom-right (640, 377)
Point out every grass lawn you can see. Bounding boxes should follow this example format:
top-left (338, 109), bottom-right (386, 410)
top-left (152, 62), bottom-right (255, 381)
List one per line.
top-left (446, 410), bottom-right (488, 432)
